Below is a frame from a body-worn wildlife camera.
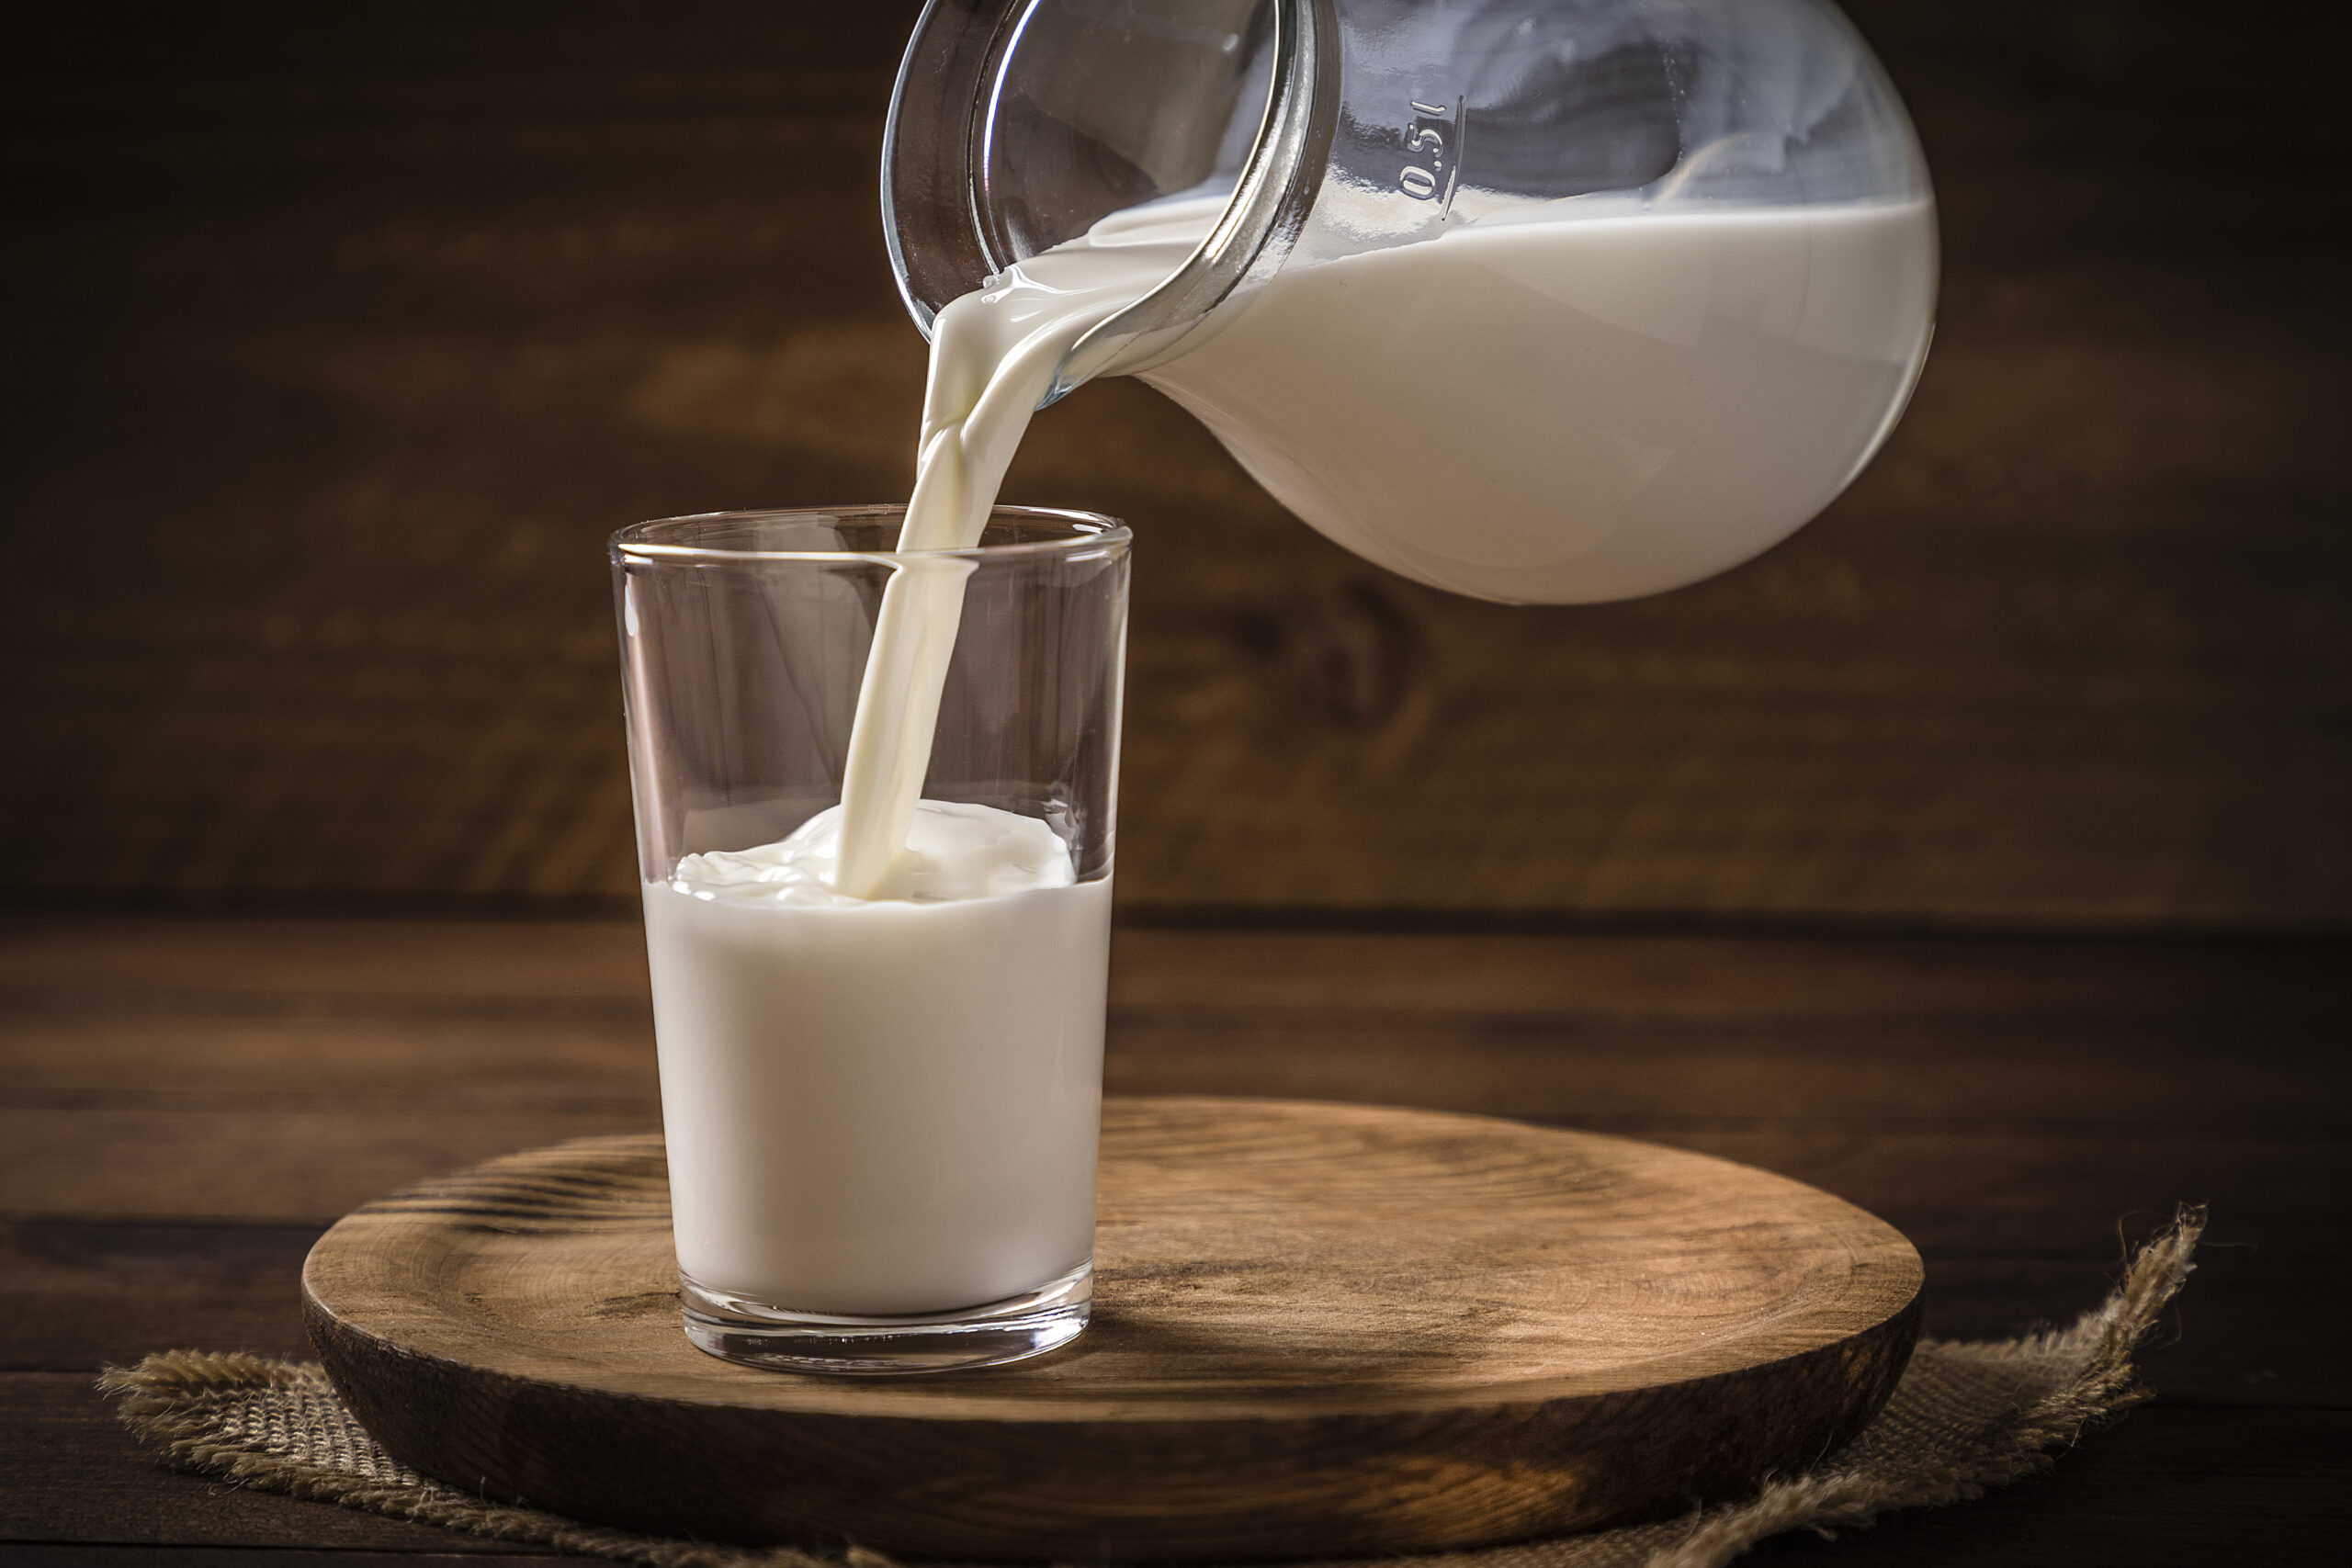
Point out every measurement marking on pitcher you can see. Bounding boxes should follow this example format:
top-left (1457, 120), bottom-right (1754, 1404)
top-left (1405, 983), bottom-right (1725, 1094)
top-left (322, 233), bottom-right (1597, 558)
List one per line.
top-left (1401, 97), bottom-right (1466, 219)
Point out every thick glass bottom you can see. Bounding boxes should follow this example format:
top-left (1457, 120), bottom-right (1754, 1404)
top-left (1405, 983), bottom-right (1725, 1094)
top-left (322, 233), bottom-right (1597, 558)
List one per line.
top-left (679, 1260), bottom-right (1091, 1375)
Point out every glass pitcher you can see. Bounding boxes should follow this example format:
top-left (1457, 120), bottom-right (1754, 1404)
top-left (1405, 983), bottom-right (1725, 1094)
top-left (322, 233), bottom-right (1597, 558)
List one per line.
top-left (884, 1), bottom-right (1938, 604)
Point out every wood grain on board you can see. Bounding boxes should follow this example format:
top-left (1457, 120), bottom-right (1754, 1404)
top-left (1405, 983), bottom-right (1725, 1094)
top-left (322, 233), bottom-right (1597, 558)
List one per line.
top-left (1, 2), bottom-right (2346, 925)
top-left (302, 1110), bottom-right (1920, 1559)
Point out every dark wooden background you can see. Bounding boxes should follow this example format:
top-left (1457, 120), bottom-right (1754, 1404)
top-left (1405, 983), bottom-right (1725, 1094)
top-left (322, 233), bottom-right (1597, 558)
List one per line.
top-left (2, 0), bottom-right (2345, 927)
top-left (1, 6), bottom-right (2348, 1562)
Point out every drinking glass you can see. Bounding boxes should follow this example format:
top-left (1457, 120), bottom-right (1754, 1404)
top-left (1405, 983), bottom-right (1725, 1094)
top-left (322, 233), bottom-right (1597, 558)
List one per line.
top-left (611, 506), bottom-right (1128, 1374)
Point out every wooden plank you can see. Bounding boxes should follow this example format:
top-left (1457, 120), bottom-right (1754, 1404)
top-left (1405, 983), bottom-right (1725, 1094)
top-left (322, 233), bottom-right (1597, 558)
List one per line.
top-left (0, 1375), bottom-right (528, 1551)
top-left (4, 997), bottom-right (2335, 1126)
top-left (7, 925), bottom-right (2343, 1123)
top-left (11, 919), bottom-right (2344, 1023)
top-left (1643, 1127), bottom-right (2345, 1261)
top-left (1105, 930), bottom-right (2352, 1022)
top-left (0, 1221), bottom-right (322, 1370)
top-left (1916, 1253), bottom-right (2351, 1409)
top-left (0, 1552), bottom-right (562, 1568)
top-left (1, 1553), bottom-right (564, 1568)
top-left (9, 1213), bottom-right (2335, 1407)
top-left (0, 1015), bottom-right (658, 1100)
top-left (3, 919), bottom-right (2342, 1554)
top-left (2, 922), bottom-right (2339, 1247)
top-left (1103, 1012), bottom-right (2335, 1130)
top-left (3, 1376), bottom-right (2340, 1560)
top-left (0, 919), bottom-right (649, 1001)
top-left (4, 1101), bottom-right (2336, 1258)
top-left (0, 1109), bottom-right (656, 1225)
top-left (1739, 1407), bottom-right (2352, 1563)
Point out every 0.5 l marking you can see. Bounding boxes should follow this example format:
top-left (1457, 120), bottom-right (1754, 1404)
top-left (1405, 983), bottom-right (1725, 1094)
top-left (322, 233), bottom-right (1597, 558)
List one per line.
top-left (1400, 97), bottom-right (1465, 217)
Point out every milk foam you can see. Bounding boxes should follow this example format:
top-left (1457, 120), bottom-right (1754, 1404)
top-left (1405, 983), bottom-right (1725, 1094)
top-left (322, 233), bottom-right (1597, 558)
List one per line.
top-left (674, 799), bottom-right (1077, 907)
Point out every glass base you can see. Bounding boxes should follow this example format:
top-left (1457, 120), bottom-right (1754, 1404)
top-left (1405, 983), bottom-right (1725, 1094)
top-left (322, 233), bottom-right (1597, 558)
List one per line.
top-left (680, 1260), bottom-right (1091, 1375)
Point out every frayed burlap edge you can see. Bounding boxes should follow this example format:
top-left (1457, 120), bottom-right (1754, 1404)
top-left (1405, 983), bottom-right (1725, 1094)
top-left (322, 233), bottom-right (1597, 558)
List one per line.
top-left (101, 1207), bottom-right (2204, 1568)
top-left (99, 1347), bottom-right (843, 1568)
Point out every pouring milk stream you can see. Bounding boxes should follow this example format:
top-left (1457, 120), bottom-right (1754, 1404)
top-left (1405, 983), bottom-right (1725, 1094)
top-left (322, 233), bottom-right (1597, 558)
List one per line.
top-left (831, 186), bottom-right (1933, 894)
top-left (646, 0), bottom-right (1938, 1316)
top-left (823, 0), bottom-right (1938, 893)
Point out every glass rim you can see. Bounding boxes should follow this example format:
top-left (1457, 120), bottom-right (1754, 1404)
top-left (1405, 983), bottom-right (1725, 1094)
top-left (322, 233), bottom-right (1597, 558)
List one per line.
top-left (610, 505), bottom-right (1129, 564)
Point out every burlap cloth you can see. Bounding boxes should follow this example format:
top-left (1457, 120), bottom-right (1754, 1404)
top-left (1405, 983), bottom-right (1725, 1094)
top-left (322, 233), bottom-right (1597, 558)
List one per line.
top-left (100, 1209), bottom-right (2201, 1568)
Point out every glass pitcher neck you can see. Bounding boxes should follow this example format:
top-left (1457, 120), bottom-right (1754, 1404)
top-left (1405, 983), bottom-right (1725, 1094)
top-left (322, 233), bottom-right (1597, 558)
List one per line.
top-left (883, 0), bottom-right (1334, 400)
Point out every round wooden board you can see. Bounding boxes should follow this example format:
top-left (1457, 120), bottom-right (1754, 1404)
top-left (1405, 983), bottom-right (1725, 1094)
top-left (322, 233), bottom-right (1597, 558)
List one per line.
top-left (304, 1097), bottom-right (1922, 1562)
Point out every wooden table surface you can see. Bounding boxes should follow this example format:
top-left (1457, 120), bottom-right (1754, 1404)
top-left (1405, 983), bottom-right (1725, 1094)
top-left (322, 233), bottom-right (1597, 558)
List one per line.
top-left (2, 915), bottom-right (2346, 1564)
